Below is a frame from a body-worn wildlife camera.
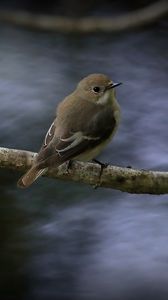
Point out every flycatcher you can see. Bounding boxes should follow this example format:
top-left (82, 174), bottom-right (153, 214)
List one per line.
top-left (17, 73), bottom-right (121, 188)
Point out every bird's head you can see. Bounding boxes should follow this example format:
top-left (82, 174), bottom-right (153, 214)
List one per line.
top-left (76, 73), bottom-right (122, 105)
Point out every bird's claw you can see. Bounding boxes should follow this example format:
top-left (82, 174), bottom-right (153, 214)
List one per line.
top-left (92, 159), bottom-right (108, 188)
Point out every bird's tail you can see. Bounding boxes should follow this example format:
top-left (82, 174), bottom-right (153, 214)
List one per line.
top-left (17, 165), bottom-right (47, 188)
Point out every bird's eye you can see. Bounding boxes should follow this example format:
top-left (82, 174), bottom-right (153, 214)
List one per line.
top-left (93, 86), bottom-right (100, 93)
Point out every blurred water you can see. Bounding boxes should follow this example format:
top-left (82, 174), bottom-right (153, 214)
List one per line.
top-left (0, 24), bottom-right (168, 300)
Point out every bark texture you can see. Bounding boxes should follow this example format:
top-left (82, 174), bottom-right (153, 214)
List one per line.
top-left (0, 147), bottom-right (168, 194)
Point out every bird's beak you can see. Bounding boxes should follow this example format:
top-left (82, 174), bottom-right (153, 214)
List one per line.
top-left (107, 82), bottom-right (122, 90)
top-left (111, 82), bottom-right (122, 89)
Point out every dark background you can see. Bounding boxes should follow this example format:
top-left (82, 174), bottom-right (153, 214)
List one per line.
top-left (0, 1), bottom-right (168, 300)
top-left (0, 0), bottom-right (161, 16)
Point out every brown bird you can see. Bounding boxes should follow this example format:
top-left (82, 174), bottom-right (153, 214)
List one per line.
top-left (17, 73), bottom-right (121, 188)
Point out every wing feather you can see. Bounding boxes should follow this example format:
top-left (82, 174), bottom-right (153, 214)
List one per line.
top-left (43, 121), bottom-right (55, 147)
top-left (35, 106), bottom-right (116, 168)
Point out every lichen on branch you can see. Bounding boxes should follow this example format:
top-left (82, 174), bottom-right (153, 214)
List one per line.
top-left (0, 147), bottom-right (168, 194)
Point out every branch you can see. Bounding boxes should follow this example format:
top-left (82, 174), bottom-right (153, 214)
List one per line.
top-left (0, 1), bottom-right (168, 33)
top-left (0, 147), bottom-right (168, 194)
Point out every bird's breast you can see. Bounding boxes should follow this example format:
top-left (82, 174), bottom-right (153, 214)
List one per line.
top-left (76, 97), bottom-right (121, 162)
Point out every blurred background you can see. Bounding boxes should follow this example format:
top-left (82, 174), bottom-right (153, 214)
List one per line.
top-left (0, 1), bottom-right (168, 300)
top-left (0, 0), bottom-right (165, 16)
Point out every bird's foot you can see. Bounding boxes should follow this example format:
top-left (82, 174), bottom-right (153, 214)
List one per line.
top-left (64, 160), bottom-right (73, 173)
top-left (92, 159), bottom-right (108, 169)
top-left (92, 159), bottom-right (108, 189)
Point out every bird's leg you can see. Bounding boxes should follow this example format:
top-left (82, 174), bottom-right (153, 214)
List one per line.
top-left (64, 160), bottom-right (73, 173)
top-left (92, 159), bottom-right (108, 170)
top-left (92, 159), bottom-right (108, 189)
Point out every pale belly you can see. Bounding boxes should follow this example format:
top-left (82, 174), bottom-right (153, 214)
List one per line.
top-left (74, 136), bottom-right (112, 162)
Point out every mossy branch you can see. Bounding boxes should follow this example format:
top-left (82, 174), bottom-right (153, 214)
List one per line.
top-left (0, 1), bottom-right (167, 33)
top-left (0, 146), bottom-right (167, 194)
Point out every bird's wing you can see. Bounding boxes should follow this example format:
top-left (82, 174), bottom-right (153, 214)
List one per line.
top-left (43, 121), bottom-right (56, 147)
top-left (36, 107), bottom-right (116, 168)
top-left (55, 108), bottom-right (116, 161)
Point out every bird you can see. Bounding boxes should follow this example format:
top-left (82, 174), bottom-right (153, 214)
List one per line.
top-left (17, 73), bottom-right (122, 188)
